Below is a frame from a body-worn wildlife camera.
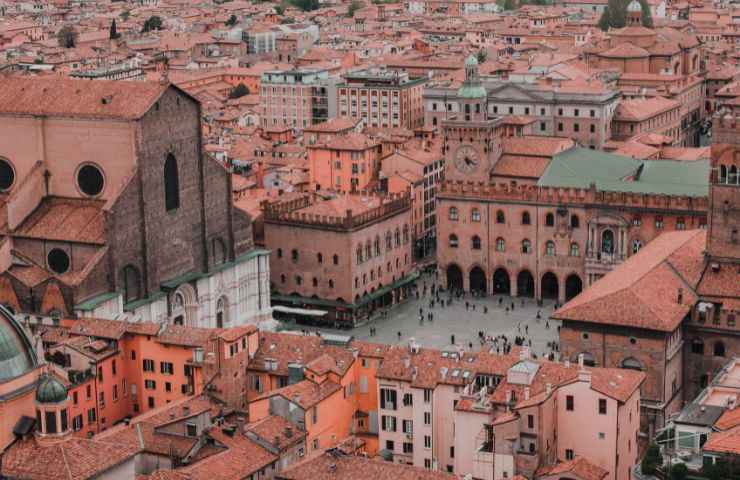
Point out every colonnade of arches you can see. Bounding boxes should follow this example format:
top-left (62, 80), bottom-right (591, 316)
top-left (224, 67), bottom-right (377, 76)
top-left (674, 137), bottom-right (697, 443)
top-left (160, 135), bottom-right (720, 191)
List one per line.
top-left (444, 264), bottom-right (583, 303)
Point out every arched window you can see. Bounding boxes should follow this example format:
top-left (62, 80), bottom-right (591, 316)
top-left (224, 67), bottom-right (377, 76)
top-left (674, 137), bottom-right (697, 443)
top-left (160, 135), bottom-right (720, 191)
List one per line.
top-left (471, 208), bottom-right (481, 222)
top-left (720, 164), bottom-right (728, 183)
top-left (522, 211), bottom-right (531, 225)
top-left (216, 296), bottom-right (228, 328)
top-left (329, 279), bottom-right (334, 288)
top-left (122, 265), bottom-right (141, 303)
top-left (403, 224), bottom-right (409, 244)
top-left (211, 238), bottom-right (227, 265)
top-left (496, 237), bottom-right (505, 252)
top-left (317, 253), bottom-right (323, 264)
top-left (522, 239), bottom-right (532, 254)
top-left (449, 234), bottom-right (459, 248)
top-left (631, 239), bottom-right (642, 254)
top-left (676, 217), bottom-right (685, 230)
top-left (570, 214), bottom-right (580, 229)
top-left (164, 153), bottom-right (180, 211)
top-left (570, 243), bottom-right (580, 257)
top-left (312, 277), bottom-right (318, 287)
top-left (280, 274), bottom-right (286, 283)
top-left (277, 248), bottom-right (283, 258)
top-left (621, 357), bottom-right (644, 371)
top-left (374, 236), bottom-right (381, 256)
top-left (333, 254), bottom-right (339, 265)
top-left (449, 207), bottom-right (459, 221)
top-left (395, 228), bottom-right (401, 247)
top-left (496, 210), bottom-right (505, 224)
top-left (295, 275), bottom-right (302, 285)
top-left (714, 341), bottom-right (726, 357)
top-left (545, 241), bottom-right (555, 256)
top-left (601, 230), bottom-right (614, 254)
top-left (691, 338), bottom-right (704, 354)
top-left (472, 235), bottom-right (481, 250)
top-left (356, 246), bottom-right (363, 265)
top-left (291, 249), bottom-right (299, 262)
top-left (386, 231), bottom-right (393, 250)
top-left (365, 241), bottom-right (372, 260)
top-left (545, 212), bottom-right (554, 227)
top-left (730, 166), bottom-right (738, 185)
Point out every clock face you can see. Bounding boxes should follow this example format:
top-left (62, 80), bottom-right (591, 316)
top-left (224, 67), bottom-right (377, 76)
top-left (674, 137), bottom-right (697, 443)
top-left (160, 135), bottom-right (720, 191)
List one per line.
top-left (454, 145), bottom-right (480, 173)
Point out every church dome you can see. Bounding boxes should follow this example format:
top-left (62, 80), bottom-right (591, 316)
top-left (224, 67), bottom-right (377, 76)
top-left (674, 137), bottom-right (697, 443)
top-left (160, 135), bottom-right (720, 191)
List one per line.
top-left (0, 305), bottom-right (37, 384)
top-left (627, 0), bottom-right (642, 12)
top-left (36, 375), bottom-right (67, 404)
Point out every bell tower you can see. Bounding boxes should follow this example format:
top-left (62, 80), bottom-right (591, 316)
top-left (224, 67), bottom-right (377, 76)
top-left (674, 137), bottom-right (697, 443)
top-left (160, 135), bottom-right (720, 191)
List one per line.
top-left (442, 55), bottom-right (503, 183)
top-left (707, 103), bottom-right (740, 263)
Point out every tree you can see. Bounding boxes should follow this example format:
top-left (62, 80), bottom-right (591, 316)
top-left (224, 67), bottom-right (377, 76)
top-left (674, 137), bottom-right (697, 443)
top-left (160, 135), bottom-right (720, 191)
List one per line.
top-left (142, 15), bottom-right (163, 33)
top-left (229, 83), bottom-right (250, 99)
top-left (226, 14), bottom-right (238, 26)
top-left (476, 49), bottom-right (487, 64)
top-left (56, 26), bottom-right (78, 48)
top-left (670, 463), bottom-right (688, 480)
top-left (289, 0), bottom-right (319, 11)
top-left (109, 19), bottom-right (120, 40)
top-left (274, 4), bottom-right (284, 14)
top-left (641, 443), bottom-right (663, 476)
top-left (348, 0), bottom-right (363, 17)
top-left (120, 10), bottom-right (130, 21)
top-left (639, 0), bottom-right (653, 27)
top-left (598, 8), bottom-right (611, 30)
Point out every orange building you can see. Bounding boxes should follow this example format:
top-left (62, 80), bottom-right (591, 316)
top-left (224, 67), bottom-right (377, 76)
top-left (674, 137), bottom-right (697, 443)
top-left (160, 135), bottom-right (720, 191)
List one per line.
top-left (307, 133), bottom-right (383, 193)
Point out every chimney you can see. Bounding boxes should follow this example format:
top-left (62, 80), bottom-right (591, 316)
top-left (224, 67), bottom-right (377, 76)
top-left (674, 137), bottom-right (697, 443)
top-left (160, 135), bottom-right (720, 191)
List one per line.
top-left (677, 288), bottom-right (684, 304)
top-left (577, 353), bottom-right (585, 370)
top-left (505, 389), bottom-right (512, 404)
top-left (546, 383), bottom-right (552, 396)
top-left (524, 387), bottom-right (530, 401)
top-left (564, 359), bottom-right (571, 368)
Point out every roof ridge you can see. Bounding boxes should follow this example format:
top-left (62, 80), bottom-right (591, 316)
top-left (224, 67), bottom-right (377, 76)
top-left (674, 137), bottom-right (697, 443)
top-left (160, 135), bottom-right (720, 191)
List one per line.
top-left (59, 443), bottom-right (74, 480)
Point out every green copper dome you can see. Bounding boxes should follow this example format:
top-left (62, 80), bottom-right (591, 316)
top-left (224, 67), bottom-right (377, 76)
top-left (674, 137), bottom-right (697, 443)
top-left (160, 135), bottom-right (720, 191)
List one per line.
top-left (458, 84), bottom-right (487, 99)
top-left (465, 54), bottom-right (479, 67)
top-left (36, 375), bottom-right (68, 404)
top-left (0, 305), bottom-right (37, 383)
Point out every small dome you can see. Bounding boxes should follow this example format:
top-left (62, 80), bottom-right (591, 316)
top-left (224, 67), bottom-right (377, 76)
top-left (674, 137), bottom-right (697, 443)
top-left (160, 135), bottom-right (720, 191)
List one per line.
top-left (627, 0), bottom-right (642, 12)
top-left (458, 84), bottom-right (487, 99)
top-left (36, 374), bottom-right (68, 404)
top-left (465, 54), bottom-right (479, 67)
top-left (0, 305), bottom-right (37, 383)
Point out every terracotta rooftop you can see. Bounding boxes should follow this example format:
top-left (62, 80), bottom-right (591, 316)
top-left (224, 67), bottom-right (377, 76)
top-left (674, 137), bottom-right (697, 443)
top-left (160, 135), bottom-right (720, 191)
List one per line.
top-left (14, 197), bottom-right (106, 245)
top-left (0, 77), bottom-right (170, 120)
top-left (256, 378), bottom-right (342, 409)
top-left (536, 457), bottom-right (609, 480)
top-left (553, 229), bottom-right (706, 332)
top-left (703, 425), bottom-right (740, 455)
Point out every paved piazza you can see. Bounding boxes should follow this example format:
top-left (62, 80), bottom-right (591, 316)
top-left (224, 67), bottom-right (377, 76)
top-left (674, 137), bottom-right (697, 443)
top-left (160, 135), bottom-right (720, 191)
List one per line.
top-left (282, 272), bottom-right (562, 359)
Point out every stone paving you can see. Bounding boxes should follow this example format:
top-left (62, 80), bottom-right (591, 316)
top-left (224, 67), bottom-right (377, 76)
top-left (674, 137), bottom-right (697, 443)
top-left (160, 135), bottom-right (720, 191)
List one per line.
top-left (281, 272), bottom-right (562, 359)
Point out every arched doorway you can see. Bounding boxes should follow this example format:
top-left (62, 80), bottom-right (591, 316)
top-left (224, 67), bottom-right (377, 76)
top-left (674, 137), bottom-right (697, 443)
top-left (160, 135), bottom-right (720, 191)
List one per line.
top-left (447, 264), bottom-right (463, 291)
top-left (541, 272), bottom-right (559, 300)
top-left (517, 270), bottom-right (535, 298)
top-left (469, 267), bottom-right (487, 294)
top-left (565, 274), bottom-right (583, 301)
top-left (492, 268), bottom-right (510, 295)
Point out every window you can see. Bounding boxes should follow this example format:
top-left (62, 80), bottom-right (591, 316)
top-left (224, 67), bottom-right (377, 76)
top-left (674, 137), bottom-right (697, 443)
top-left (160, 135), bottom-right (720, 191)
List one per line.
top-left (403, 419), bottom-right (413, 433)
top-left (386, 440), bottom-right (395, 451)
top-left (601, 230), bottom-right (614, 254)
top-left (47, 248), bottom-right (70, 274)
top-left (333, 254), bottom-right (339, 265)
top-left (714, 341), bottom-right (726, 357)
top-left (187, 423), bottom-right (197, 437)
top-left (570, 215), bottom-right (579, 228)
top-left (691, 338), bottom-right (704, 354)
top-left (72, 415), bottom-right (83, 431)
top-left (449, 207), bottom-right (458, 221)
top-left (545, 212), bottom-right (554, 227)
top-left (277, 248), bottom-right (283, 258)
top-left (0, 158), bottom-right (15, 191)
top-left (449, 234), bottom-right (459, 248)
top-left (545, 241), bottom-right (555, 256)
top-left (164, 153), bottom-right (180, 211)
top-left (424, 389), bottom-right (432, 403)
top-left (496, 237), bottom-right (505, 252)
top-left (380, 388), bottom-right (397, 410)
top-left (381, 415), bottom-right (397, 432)
top-left (403, 442), bottom-right (413, 454)
top-left (566, 395), bottom-right (574, 411)
top-left (160, 362), bottom-right (174, 375)
top-left (291, 249), bottom-right (299, 262)
top-left (599, 399), bottom-right (607, 415)
top-left (527, 415), bottom-right (534, 429)
top-left (521, 239), bottom-right (532, 254)
top-left (631, 239), bottom-right (642, 254)
top-left (472, 235), bottom-right (482, 250)
top-left (148, 397), bottom-right (155, 408)
top-left (145, 379), bottom-right (156, 390)
top-left (655, 216), bottom-right (664, 229)
top-left (77, 163), bottom-right (105, 197)
top-left (424, 412), bottom-right (431, 425)
top-left (424, 435), bottom-right (432, 448)
top-left (522, 211), bottom-right (531, 225)
top-left (570, 243), bottom-right (580, 257)
top-left (122, 265), bottom-right (141, 303)
top-left (471, 208), bottom-right (481, 222)
top-left (317, 253), bottom-right (323, 264)
top-left (632, 216), bottom-right (642, 226)
top-left (565, 449), bottom-right (574, 460)
top-left (143, 359), bottom-right (155, 372)
top-left (496, 210), bottom-right (505, 224)
top-left (88, 408), bottom-right (96, 423)
top-left (403, 393), bottom-right (413, 406)
top-left (677, 217), bottom-right (685, 230)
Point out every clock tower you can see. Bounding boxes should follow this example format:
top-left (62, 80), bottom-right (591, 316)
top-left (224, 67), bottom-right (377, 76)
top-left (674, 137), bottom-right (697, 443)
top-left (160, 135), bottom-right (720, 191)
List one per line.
top-left (442, 55), bottom-right (503, 183)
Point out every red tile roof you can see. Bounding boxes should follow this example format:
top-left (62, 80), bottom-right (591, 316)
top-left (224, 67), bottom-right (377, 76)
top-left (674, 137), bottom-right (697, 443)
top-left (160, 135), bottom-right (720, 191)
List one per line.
top-left (703, 425), bottom-right (740, 455)
top-left (536, 457), bottom-right (608, 480)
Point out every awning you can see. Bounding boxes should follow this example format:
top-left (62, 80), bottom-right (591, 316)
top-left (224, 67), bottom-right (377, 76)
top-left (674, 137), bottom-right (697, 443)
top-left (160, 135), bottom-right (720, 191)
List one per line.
top-left (271, 305), bottom-right (328, 317)
top-left (356, 271), bottom-right (420, 307)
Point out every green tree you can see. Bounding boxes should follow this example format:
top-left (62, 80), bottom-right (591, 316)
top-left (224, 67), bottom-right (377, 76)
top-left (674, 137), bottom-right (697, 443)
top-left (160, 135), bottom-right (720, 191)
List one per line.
top-left (641, 443), bottom-right (663, 476)
top-left (229, 83), bottom-right (250, 99)
top-left (109, 19), bottom-right (120, 39)
top-left (476, 49), bottom-right (487, 63)
top-left (289, 0), bottom-right (319, 11)
top-left (500, 0), bottom-right (515, 10)
top-left (598, 7), bottom-right (611, 30)
top-left (348, 0), bottom-right (363, 17)
top-left (120, 10), bottom-right (130, 21)
top-left (670, 463), bottom-right (688, 480)
top-left (274, 4), bottom-right (284, 14)
top-left (638, 0), bottom-right (653, 27)
top-left (142, 15), bottom-right (163, 33)
top-left (56, 25), bottom-right (78, 48)
top-left (280, 17), bottom-right (295, 23)
top-left (226, 14), bottom-right (238, 26)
